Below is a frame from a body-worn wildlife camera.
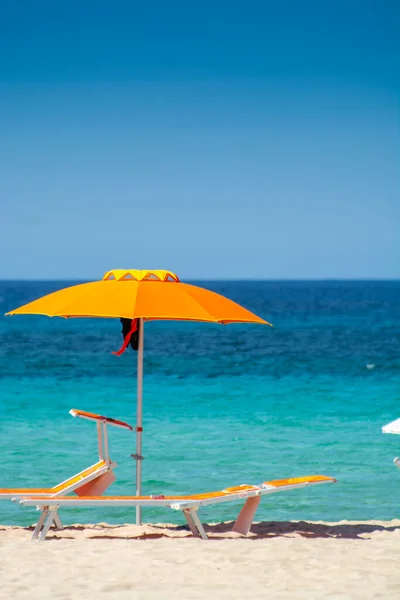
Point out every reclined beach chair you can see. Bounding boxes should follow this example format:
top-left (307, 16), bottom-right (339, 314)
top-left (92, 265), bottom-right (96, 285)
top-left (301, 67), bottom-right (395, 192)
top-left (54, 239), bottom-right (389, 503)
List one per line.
top-left (382, 418), bottom-right (400, 468)
top-left (0, 409), bottom-right (133, 500)
top-left (17, 474), bottom-right (336, 541)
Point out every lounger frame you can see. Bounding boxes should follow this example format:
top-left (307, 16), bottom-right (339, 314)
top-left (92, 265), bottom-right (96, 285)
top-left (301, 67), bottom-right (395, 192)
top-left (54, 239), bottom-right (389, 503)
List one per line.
top-left (17, 475), bottom-right (336, 541)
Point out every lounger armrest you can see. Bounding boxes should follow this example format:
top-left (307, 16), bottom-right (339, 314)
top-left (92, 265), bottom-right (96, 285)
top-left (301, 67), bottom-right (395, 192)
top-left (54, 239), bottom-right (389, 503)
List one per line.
top-left (69, 409), bottom-right (133, 430)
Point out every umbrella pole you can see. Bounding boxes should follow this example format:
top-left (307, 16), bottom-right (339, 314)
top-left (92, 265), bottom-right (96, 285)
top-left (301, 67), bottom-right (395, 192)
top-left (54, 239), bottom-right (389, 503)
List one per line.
top-left (136, 318), bottom-right (144, 525)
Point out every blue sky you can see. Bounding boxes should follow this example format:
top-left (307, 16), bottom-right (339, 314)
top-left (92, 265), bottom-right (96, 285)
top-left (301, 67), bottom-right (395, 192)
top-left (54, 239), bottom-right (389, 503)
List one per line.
top-left (0, 1), bottom-right (398, 279)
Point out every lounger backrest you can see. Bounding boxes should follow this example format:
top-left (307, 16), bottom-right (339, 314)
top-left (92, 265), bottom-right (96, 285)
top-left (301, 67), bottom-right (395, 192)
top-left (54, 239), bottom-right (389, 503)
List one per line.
top-left (51, 460), bottom-right (108, 494)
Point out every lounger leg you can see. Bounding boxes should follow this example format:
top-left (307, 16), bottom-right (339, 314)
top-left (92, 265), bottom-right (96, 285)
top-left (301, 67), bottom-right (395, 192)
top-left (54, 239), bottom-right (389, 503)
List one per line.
top-left (183, 509), bottom-right (199, 537)
top-left (189, 510), bottom-right (208, 540)
top-left (183, 509), bottom-right (208, 540)
top-left (232, 496), bottom-right (261, 535)
top-left (31, 509), bottom-right (49, 541)
top-left (38, 510), bottom-right (57, 541)
top-left (53, 513), bottom-right (64, 531)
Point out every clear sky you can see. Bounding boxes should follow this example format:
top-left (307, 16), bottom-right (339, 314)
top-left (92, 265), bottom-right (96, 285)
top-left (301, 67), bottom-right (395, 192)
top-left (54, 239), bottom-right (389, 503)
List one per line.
top-left (0, 0), bottom-right (399, 279)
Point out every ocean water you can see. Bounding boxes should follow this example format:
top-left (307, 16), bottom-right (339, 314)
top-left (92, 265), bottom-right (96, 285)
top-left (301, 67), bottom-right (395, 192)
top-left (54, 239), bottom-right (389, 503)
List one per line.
top-left (0, 280), bottom-right (399, 526)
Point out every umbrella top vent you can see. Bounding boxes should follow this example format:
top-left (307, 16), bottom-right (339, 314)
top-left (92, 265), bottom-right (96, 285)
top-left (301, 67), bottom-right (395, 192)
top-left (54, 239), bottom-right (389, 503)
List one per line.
top-left (102, 269), bottom-right (180, 283)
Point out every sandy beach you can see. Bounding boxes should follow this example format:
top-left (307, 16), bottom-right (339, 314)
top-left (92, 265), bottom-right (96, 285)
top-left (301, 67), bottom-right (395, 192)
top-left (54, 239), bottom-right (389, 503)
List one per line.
top-left (1, 520), bottom-right (400, 599)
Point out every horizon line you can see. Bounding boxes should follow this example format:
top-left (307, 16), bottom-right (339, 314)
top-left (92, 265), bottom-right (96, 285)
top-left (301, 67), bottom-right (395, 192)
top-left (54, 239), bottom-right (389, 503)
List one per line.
top-left (0, 277), bottom-right (399, 283)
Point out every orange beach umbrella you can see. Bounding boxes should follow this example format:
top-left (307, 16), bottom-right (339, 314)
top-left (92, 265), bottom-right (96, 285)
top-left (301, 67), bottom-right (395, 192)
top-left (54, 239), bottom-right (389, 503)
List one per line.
top-left (6, 269), bottom-right (271, 523)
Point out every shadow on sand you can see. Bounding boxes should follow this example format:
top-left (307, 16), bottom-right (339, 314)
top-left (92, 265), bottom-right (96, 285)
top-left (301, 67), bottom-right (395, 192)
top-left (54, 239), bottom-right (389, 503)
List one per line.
top-left (205, 520), bottom-right (400, 540)
top-left (14, 520), bottom-right (400, 541)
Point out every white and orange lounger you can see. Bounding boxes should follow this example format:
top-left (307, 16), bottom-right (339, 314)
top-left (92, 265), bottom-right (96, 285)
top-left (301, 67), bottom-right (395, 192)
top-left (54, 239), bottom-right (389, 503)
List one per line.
top-left (0, 409), bottom-right (133, 501)
top-left (382, 418), bottom-right (400, 469)
top-left (17, 474), bottom-right (336, 541)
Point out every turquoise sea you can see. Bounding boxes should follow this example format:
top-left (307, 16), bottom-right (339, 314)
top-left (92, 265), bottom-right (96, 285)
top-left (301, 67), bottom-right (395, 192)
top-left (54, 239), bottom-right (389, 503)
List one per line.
top-left (0, 280), bottom-right (399, 526)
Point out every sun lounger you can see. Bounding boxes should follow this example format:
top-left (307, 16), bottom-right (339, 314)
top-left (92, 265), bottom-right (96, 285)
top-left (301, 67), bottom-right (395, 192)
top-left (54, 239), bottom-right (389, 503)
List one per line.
top-left (382, 418), bottom-right (400, 468)
top-left (16, 474), bottom-right (336, 541)
top-left (0, 408), bottom-right (133, 500)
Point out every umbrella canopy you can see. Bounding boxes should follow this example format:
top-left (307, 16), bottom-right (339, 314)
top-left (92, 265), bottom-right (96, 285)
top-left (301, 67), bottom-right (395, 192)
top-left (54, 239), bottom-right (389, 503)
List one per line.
top-left (6, 269), bottom-right (271, 524)
top-left (6, 269), bottom-right (270, 325)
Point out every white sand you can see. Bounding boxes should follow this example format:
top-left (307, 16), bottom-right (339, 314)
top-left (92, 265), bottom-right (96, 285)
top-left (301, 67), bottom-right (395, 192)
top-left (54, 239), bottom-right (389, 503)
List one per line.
top-left (1, 520), bottom-right (400, 599)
